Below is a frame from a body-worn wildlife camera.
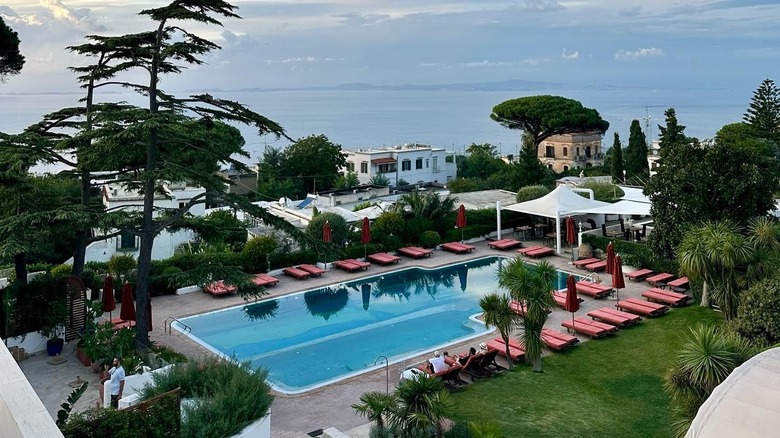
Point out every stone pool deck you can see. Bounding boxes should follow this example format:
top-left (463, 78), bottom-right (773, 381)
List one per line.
top-left (20, 238), bottom-right (666, 437)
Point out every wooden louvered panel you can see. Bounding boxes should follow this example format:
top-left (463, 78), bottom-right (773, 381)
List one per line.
top-left (65, 276), bottom-right (87, 342)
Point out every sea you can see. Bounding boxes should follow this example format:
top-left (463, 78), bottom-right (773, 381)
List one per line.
top-left (0, 86), bottom-right (750, 171)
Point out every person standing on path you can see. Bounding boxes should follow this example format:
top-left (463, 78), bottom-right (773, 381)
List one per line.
top-left (108, 356), bottom-right (126, 409)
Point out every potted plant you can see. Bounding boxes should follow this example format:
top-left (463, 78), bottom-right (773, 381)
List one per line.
top-left (39, 298), bottom-right (69, 357)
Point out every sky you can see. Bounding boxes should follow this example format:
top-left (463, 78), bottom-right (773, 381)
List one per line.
top-left (1, 0), bottom-right (779, 93)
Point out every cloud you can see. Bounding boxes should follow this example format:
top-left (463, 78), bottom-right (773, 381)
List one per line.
top-left (335, 13), bottom-right (392, 26)
top-left (614, 47), bottom-right (664, 60)
top-left (421, 58), bottom-right (551, 68)
top-left (40, 0), bottom-right (106, 32)
top-left (561, 49), bottom-right (579, 60)
top-left (618, 5), bottom-right (643, 18)
top-left (265, 56), bottom-right (342, 65)
top-left (520, 0), bottom-right (565, 12)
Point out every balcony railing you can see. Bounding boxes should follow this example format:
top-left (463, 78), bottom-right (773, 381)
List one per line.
top-left (573, 153), bottom-right (605, 162)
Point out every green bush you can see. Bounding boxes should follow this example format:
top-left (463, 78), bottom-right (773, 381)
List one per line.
top-left (378, 234), bottom-right (402, 252)
top-left (344, 244), bottom-right (380, 260)
top-left (166, 252), bottom-right (245, 272)
top-left (374, 211), bottom-right (405, 240)
top-left (516, 185), bottom-right (550, 202)
top-left (242, 236), bottom-right (279, 273)
top-left (107, 254), bottom-right (137, 276)
top-left (447, 178), bottom-right (484, 193)
top-left (50, 264), bottom-right (73, 280)
top-left (403, 217), bottom-right (434, 244)
top-left (306, 212), bottom-right (350, 247)
top-left (1, 274), bottom-right (67, 338)
top-left (731, 277), bottom-right (780, 346)
top-left (443, 225), bottom-right (492, 243)
top-left (269, 250), bottom-right (318, 270)
top-left (577, 182), bottom-right (625, 202)
top-left (138, 358), bottom-right (273, 438)
top-left (149, 267), bottom-right (182, 297)
top-left (581, 234), bottom-right (678, 274)
top-left (419, 231), bottom-right (441, 249)
top-left (353, 201), bottom-right (373, 211)
top-left (28, 262), bottom-right (54, 273)
top-left (84, 261), bottom-right (108, 273)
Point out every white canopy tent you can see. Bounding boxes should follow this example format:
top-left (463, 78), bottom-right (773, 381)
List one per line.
top-left (503, 186), bottom-right (611, 254)
top-left (618, 186), bottom-right (651, 204)
top-left (577, 200), bottom-right (652, 216)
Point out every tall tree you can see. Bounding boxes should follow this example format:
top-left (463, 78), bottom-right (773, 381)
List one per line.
top-left (513, 133), bottom-right (554, 189)
top-left (479, 293), bottom-right (517, 369)
top-left (458, 143), bottom-right (507, 180)
top-left (0, 17), bottom-right (24, 81)
top-left (743, 79), bottom-right (780, 140)
top-left (391, 373), bottom-right (454, 438)
top-left (491, 95), bottom-right (610, 156)
top-left (610, 132), bottom-right (624, 183)
top-left (280, 134), bottom-right (347, 197)
top-left (59, 0), bottom-right (307, 349)
top-left (624, 119), bottom-right (648, 179)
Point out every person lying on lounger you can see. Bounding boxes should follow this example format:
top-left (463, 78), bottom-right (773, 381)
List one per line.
top-left (451, 347), bottom-right (477, 365)
top-left (428, 351), bottom-right (447, 373)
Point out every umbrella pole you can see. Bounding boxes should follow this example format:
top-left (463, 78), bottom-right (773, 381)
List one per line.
top-left (364, 243), bottom-right (367, 259)
top-left (571, 312), bottom-right (575, 334)
top-left (461, 228), bottom-right (464, 244)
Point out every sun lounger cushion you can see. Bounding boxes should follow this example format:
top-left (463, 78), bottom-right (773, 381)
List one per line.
top-left (333, 260), bottom-right (364, 272)
top-left (283, 267), bottom-right (311, 279)
top-left (367, 252), bottom-right (401, 265)
top-left (397, 246), bottom-right (433, 258)
top-left (616, 297), bottom-right (669, 317)
top-left (641, 288), bottom-right (690, 306)
top-left (204, 280), bottom-right (237, 296)
top-left (573, 257), bottom-right (601, 268)
top-left (252, 274), bottom-right (279, 287)
top-left (584, 260), bottom-right (608, 272)
top-left (587, 307), bottom-right (642, 327)
top-left (627, 268), bottom-right (654, 281)
top-left (575, 280), bottom-right (612, 298)
top-left (486, 339), bottom-right (525, 362)
top-left (552, 290), bottom-right (584, 307)
top-left (666, 277), bottom-right (689, 291)
top-left (440, 242), bottom-right (476, 254)
top-left (517, 245), bottom-right (545, 255)
top-left (561, 317), bottom-right (618, 338)
top-left (526, 247), bottom-right (555, 258)
top-left (487, 239), bottom-right (523, 250)
top-left (541, 328), bottom-right (579, 351)
top-left (646, 272), bottom-right (675, 286)
top-left (298, 264), bottom-right (325, 276)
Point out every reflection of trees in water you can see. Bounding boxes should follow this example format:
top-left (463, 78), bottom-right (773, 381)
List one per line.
top-left (304, 285), bottom-right (350, 321)
top-left (243, 299), bottom-right (280, 321)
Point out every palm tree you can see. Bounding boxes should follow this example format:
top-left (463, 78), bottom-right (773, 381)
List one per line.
top-left (479, 293), bottom-right (517, 369)
top-left (744, 216), bottom-right (780, 286)
top-left (677, 224), bottom-right (714, 307)
top-left (394, 191), bottom-right (457, 224)
top-left (352, 391), bottom-right (397, 431)
top-left (390, 372), bottom-right (454, 438)
top-left (664, 324), bottom-right (756, 437)
top-left (497, 258), bottom-right (555, 372)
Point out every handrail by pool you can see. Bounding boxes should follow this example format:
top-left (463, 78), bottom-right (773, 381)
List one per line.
top-left (164, 316), bottom-right (191, 335)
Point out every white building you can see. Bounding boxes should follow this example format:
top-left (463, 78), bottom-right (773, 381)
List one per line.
top-left (80, 181), bottom-right (205, 263)
top-left (343, 143), bottom-right (457, 186)
top-left (647, 140), bottom-right (661, 176)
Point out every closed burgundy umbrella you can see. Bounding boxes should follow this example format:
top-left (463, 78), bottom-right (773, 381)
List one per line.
top-left (455, 204), bottom-right (467, 242)
top-left (361, 216), bottom-right (371, 258)
top-left (564, 274), bottom-right (580, 334)
top-left (566, 216), bottom-right (577, 248)
top-left (612, 255), bottom-right (626, 304)
top-left (605, 241), bottom-right (615, 275)
top-left (101, 275), bottom-right (116, 321)
top-left (119, 282), bottom-right (136, 323)
top-left (322, 220), bottom-right (332, 266)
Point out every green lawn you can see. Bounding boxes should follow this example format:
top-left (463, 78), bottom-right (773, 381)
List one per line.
top-left (449, 306), bottom-right (722, 438)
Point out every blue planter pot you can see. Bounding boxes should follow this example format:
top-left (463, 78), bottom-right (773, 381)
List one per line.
top-left (47, 338), bottom-right (64, 357)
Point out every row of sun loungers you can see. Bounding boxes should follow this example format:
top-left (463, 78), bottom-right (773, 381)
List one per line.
top-left (561, 317), bottom-right (619, 338)
top-left (587, 307), bottom-right (642, 327)
top-left (616, 297), bottom-right (670, 317)
top-left (641, 287), bottom-right (691, 306)
top-left (487, 238), bottom-right (523, 251)
top-left (516, 245), bottom-right (556, 258)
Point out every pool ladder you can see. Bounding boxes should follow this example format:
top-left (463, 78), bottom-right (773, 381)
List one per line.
top-left (164, 316), bottom-right (192, 335)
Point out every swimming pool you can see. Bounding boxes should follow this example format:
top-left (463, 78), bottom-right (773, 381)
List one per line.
top-left (176, 256), bottom-right (574, 393)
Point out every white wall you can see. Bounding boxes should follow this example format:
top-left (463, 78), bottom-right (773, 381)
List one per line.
top-left (347, 148), bottom-right (456, 186)
top-left (81, 229), bottom-right (196, 263)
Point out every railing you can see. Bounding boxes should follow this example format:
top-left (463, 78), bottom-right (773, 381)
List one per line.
top-left (164, 316), bottom-right (191, 335)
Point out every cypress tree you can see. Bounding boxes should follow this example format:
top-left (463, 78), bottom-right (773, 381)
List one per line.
top-left (624, 120), bottom-right (649, 179)
top-left (743, 79), bottom-right (780, 140)
top-left (610, 133), bottom-right (624, 183)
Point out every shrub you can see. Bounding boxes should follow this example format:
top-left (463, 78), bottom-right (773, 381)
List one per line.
top-left (447, 178), bottom-right (483, 193)
top-left (577, 182), bottom-right (625, 202)
top-left (50, 264), bottom-right (73, 280)
top-left (516, 185), bottom-right (550, 202)
top-left (306, 212), bottom-right (349, 247)
top-left (353, 201), bottom-right (373, 211)
top-left (378, 234), bottom-right (402, 252)
top-left (269, 250), bottom-right (318, 270)
top-left (374, 211), bottom-right (405, 240)
top-left (242, 236), bottom-right (279, 273)
top-left (581, 234), bottom-right (678, 274)
top-left (731, 277), bottom-right (780, 346)
top-left (61, 390), bottom-right (180, 437)
top-left (84, 261), bottom-right (108, 273)
top-left (149, 267), bottom-right (182, 297)
top-left (403, 217), bottom-right (434, 244)
top-left (1, 274), bottom-right (67, 339)
top-left (344, 243), bottom-right (380, 260)
top-left (138, 358), bottom-right (273, 438)
top-left (107, 254), bottom-right (137, 276)
top-left (27, 262), bottom-right (54, 273)
top-left (419, 231), bottom-right (441, 249)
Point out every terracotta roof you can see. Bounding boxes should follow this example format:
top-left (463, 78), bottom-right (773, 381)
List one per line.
top-left (371, 157), bottom-right (396, 165)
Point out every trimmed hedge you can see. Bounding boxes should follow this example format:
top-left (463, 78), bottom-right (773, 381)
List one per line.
top-left (1, 274), bottom-right (67, 338)
top-left (581, 234), bottom-right (678, 275)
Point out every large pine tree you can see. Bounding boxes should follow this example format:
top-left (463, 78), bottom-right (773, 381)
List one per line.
top-left (609, 132), bottom-right (624, 183)
top-left (743, 79), bottom-right (780, 140)
top-left (624, 119), bottom-right (648, 179)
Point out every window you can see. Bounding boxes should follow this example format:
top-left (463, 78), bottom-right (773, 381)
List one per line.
top-left (563, 165), bottom-right (569, 172)
top-left (545, 146), bottom-right (555, 158)
top-left (360, 162), bottom-right (368, 173)
top-left (178, 202), bottom-right (186, 209)
top-left (416, 158), bottom-right (423, 169)
top-left (118, 231), bottom-right (138, 251)
top-left (425, 159), bottom-right (429, 168)
top-left (547, 164), bottom-right (553, 170)
top-left (402, 159), bottom-right (411, 171)
top-left (585, 146), bottom-right (592, 158)
top-left (563, 147), bottom-right (568, 157)
top-left (347, 162), bottom-right (355, 172)
top-left (432, 157), bottom-right (439, 172)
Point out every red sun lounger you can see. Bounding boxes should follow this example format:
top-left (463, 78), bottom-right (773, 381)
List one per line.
top-left (204, 280), bottom-right (237, 297)
top-left (541, 328), bottom-right (579, 351)
top-left (334, 259), bottom-right (370, 272)
top-left (665, 277), bottom-right (690, 292)
top-left (397, 246), bottom-right (433, 258)
top-left (298, 264), bottom-right (325, 277)
top-left (587, 307), bottom-right (642, 327)
top-left (627, 268), bottom-right (654, 281)
top-left (367, 252), bottom-right (402, 265)
top-left (561, 317), bottom-right (618, 338)
top-left (584, 260), bottom-right (608, 272)
top-left (487, 239), bottom-right (523, 250)
top-left (641, 288), bottom-right (691, 306)
top-left (616, 297), bottom-right (669, 317)
top-left (509, 300), bottom-right (528, 317)
top-left (552, 290), bottom-right (585, 308)
top-left (487, 339), bottom-right (525, 363)
top-left (572, 257), bottom-right (601, 268)
top-left (575, 280), bottom-right (612, 298)
top-left (517, 245), bottom-right (545, 255)
top-left (646, 272), bottom-right (675, 287)
top-left (283, 267), bottom-right (311, 279)
top-left (252, 274), bottom-right (279, 287)
top-left (526, 247), bottom-right (555, 258)
top-left (440, 242), bottom-right (476, 254)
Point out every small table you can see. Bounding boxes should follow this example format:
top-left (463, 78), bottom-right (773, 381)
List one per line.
top-left (515, 226), bottom-right (532, 240)
top-left (534, 223), bottom-right (548, 238)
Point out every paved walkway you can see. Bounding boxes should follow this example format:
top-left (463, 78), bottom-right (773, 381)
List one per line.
top-left (20, 238), bottom-right (658, 437)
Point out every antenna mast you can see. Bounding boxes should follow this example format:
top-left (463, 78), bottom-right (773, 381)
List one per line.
top-left (642, 107), bottom-right (653, 146)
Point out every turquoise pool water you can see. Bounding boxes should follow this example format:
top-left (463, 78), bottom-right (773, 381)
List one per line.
top-left (176, 256), bottom-right (574, 393)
